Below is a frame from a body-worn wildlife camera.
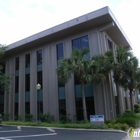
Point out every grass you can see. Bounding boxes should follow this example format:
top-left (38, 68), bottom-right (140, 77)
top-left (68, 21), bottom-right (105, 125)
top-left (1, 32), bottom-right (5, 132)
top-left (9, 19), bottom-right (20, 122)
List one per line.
top-left (2, 121), bottom-right (109, 129)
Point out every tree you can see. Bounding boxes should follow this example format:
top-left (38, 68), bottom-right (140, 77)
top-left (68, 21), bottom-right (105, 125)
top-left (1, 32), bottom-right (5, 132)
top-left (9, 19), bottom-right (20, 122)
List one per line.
top-left (56, 48), bottom-right (94, 122)
top-left (0, 44), bottom-right (10, 93)
top-left (102, 46), bottom-right (133, 116)
top-left (120, 55), bottom-right (140, 114)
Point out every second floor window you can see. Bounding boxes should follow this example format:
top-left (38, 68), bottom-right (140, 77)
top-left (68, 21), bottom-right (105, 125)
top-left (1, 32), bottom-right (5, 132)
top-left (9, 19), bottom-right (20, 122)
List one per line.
top-left (72, 35), bottom-right (89, 50)
top-left (37, 50), bottom-right (42, 65)
top-left (15, 57), bottom-right (19, 70)
top-left (25, 54), bottom-right (30, 68)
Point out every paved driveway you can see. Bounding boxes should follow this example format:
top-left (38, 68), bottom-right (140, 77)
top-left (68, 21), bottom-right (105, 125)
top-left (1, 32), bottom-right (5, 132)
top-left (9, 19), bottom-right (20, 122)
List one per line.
top-left (0, 126), bottom-right (127, 140)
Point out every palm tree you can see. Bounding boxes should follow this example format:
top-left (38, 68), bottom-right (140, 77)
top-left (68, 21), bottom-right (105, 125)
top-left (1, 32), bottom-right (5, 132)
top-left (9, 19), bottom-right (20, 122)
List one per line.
top-left (56, 48), bottom-right (93, 122)
top-left (102, 46), bottom-right (133, 116)
top-left (120, 56), bottom-right (140, 114)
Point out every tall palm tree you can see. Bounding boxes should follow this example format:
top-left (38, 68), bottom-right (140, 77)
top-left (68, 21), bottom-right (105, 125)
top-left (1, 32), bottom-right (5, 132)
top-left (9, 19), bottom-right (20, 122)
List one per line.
top-left (101, 46), bottom-right (133, 116)
top-left (120, 56), bottom-right (140, 114)
top-left (56, 48), bottom-right (93, 122)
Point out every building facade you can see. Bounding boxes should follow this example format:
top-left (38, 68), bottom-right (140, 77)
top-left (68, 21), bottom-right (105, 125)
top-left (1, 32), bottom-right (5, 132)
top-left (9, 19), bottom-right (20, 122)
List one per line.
top-left (0, 6), bottom-right (138, 121)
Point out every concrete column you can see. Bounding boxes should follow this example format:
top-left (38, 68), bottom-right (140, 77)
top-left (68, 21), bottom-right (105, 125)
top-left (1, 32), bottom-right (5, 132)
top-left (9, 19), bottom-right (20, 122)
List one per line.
top-left (30, 51), bottom-right (37, 120)
top-left (48, 45), bottom-right (59, 121)
top-left (42, 46), bottom-right (50, 114)
top-left (64, 39), bottom-right (76, 121)
top-left (8, 58), bottom-right (15, 120)
top-left (4, 59), bottom-right (10, 117)
top-left (19, 55), bottom-right (25, 120)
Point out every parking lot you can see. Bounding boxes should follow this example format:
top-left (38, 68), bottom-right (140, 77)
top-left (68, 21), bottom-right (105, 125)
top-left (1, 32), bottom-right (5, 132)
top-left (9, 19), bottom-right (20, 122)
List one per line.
top-left (0, 125), bottom-right (127, 140)
top-left (0, 126), bottom-right (57, 140)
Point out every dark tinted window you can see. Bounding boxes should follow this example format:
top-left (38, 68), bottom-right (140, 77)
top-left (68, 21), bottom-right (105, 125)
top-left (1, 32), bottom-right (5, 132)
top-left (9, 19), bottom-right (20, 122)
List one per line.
top-left (25, 54), bottom-right (30, 68)
top-left (57, 43), bottom-right (63, 60)
top-left (72, 35), bottom-right (89, 50)
top-left (15, 76), bottom-right (19, 93)
top-left (25, 74), bottom-right (30, 91)
top-left (37, 50), bottom-right (42, 65)
top-left (15, 57), bottom-right (19, 70)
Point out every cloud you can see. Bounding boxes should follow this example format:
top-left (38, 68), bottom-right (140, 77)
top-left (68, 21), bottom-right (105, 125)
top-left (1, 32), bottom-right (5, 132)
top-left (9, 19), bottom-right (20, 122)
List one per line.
top-left (0, 0), bottom-right (140, 62)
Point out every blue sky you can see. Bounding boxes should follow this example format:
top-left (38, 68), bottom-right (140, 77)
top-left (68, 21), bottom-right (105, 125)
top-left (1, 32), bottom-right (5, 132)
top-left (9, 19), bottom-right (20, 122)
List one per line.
top-left (0, 0), bottom-right (140, 60)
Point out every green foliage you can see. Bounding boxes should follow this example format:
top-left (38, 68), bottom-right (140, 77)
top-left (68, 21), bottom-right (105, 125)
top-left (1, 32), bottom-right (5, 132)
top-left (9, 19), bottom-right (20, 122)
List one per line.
top-left (25, 113), bottom-right (33, 121)
top-left (40, 113), bottom-right (54, 123)
top-left (14, 115), bottom-right (21, 121)
top-left (3, 113), bottom-right (10, 121)
top-left (123, 109), bottom-right (132, 116)
top-left (134, 103), bottom-right (140, 113)
top-left (59, 114), bottom-right (71, 124)
top-left (105, 120), bottom-right (129, 131)
top-left (0, 45), bottom-right (10, 93)
top-left (115, 115), bottom-right (139, 128)
top-left (134, 103), bottom-right (140, 109)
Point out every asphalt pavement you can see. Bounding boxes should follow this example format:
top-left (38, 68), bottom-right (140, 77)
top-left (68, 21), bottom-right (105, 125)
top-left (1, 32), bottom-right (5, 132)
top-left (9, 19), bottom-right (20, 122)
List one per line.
top-left (0, 125), bottom-right (128, 140)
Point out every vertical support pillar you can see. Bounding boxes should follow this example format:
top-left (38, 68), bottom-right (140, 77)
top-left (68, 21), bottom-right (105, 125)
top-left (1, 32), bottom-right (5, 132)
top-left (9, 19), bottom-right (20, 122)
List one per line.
top-left (30, 51), bottom-right (37, 120)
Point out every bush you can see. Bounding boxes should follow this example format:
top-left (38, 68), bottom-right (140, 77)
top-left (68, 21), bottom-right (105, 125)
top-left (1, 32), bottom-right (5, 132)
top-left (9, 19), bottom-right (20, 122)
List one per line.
top-left (113, 123), bottom-right (121, 130)
top-left (40, 113), bottom-right (54, 123)
top-left (134, 103), bottom-right (140, 109)
top-left (120, 123), bottom-right (129, 131)
top-left (25, 113), bottom-right (33, 121)
top-left (135, 108), bottom-right (140, 113)
top-left (3, 114), bottom-right (10, 121)
top-left (134, 103), bottom-right (140, 113)
top-left (106, 122), bottom-right (129, 131)
top-left (59, 114), bottom-right (71, 124)
top-left (116, 115), bottom-right (139, 128)
top-left (123, 109), bottom-right (132, 116)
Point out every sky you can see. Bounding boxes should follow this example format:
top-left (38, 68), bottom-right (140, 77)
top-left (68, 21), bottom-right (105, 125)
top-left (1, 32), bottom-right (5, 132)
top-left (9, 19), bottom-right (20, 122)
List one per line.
top-left (0, 0), bottom-right (140, 60)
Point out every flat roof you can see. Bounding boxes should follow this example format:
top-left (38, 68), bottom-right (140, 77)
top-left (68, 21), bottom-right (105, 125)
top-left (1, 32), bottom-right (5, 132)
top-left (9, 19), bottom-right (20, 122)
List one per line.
top-left (6, 6), bottom-right (132, 54)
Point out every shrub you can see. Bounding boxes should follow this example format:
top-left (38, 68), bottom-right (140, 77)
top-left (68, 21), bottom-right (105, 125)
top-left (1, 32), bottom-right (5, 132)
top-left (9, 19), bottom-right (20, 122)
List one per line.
top-left (123, 109), bottom-right (132, 116)
top-left (59, 114), bottom-right (71, 124)
top-left (120, 123), bottom-right (129, 131)
top-left (135, 108), bottom-right (140, 113)
top-left (113, 123), bottom-right (121, 130)
top-left (25, 113), bottom-right (33, 121)
top-left (134, 103), bottom-right (140, 113)
top-left (3, 114), bottom-right (10, 121)
top-left (134, 103), bottom-right (140, 109)
top-left (14, 115), bottom-right (21, 121)
top-left (116, 115), bottom-right (139, 128)
top-left (40, 113), bottom-right (54, 123)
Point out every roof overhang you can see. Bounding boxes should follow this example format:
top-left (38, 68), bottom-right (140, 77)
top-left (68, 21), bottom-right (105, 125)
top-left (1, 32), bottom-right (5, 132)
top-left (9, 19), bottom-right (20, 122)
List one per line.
top-left (6, 6), bottom-right (132, 55)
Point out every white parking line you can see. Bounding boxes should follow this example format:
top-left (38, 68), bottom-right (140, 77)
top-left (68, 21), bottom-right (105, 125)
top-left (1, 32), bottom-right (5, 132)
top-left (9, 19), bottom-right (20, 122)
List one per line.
top-left (0, 130), bottom-right (21, 133)
top-left (0, 133), bottom-right (57, 139)
top-left (0, 138), bottom-right (12, 140)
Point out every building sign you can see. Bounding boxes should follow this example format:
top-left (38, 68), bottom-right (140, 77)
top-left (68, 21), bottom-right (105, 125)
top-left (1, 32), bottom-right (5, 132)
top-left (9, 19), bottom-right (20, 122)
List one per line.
top-left (90, 115), bottom-right (104, 124)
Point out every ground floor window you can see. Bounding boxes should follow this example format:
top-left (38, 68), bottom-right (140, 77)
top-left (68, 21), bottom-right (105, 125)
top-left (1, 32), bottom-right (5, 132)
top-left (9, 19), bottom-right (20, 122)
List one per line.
top-left (25, 102), bottom-right (30, 114)
top-left (75, 97), bottom-right (95, 121)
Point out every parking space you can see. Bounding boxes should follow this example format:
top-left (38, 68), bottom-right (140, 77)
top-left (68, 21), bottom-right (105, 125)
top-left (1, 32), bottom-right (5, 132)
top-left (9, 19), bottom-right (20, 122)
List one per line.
top-left (0, 126), bottom-right (57, 140)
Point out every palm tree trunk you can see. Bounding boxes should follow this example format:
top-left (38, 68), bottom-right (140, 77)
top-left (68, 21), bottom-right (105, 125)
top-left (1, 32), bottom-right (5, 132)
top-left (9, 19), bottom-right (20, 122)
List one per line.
top-left (81, 82), bottom-right (88, 122)
top-left (130, 90), bottom-right (134, 114)
top-left (116, 81), bottom-right (123, 116)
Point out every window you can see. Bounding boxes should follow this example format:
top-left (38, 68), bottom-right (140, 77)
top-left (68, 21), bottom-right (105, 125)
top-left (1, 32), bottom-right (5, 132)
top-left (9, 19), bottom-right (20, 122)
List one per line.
top-left (56, 43), bottom-right (66, 115)
top-left (72, 35), bottom-right (89, 50)
top-left (37, 50), bottom-right (42, 65)
top-left (25, 54), bottom-right (30, 68)
top-left (108, 39), bottom-right (113, 50)
top-left (37, 71), bottom-right (42, 88)
top-left (15, 57), bottom-right (19, 70)
top-left (57, 43), bottom-right (63, 60)
top-left (15, 76), bottom-right (19, 93)
top-left (25, 74), bottom-right (30, 91)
